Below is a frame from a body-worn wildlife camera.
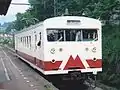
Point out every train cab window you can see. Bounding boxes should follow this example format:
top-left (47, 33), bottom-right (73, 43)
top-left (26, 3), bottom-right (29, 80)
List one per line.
top-left (47, 29), bottom-right (98, 42)
top-left (47, 30), bottom-right (64, 41)
top-left (82, 29), bottom-right (98, 41)
top-left (75, 31), bottom-right (82, 41)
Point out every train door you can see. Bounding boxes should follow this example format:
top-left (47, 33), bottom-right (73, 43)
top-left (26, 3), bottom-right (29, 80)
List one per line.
top-left (37, 32), bottom-right (41, 47)
top-left (35, 32), bottom-right (43, 67)
top-left (34, 32), bottom-right (42, 51)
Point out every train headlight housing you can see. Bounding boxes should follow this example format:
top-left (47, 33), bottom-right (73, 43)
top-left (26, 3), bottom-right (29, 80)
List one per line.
top-left (50, 48), bottom-right (55, 54)
top-left (92, 47), bottom-right (96, 53)
top-left (51, 59), bottom-right (56, 63)
top-left (93, 58), bottom-right (97, 61)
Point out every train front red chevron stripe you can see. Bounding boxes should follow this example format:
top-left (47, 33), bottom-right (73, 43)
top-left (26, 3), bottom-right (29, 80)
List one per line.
top-left (86, 59), bottom-right (102, 68)
top-left (64, 55), bottom-right (85, 70)
top-left (44, 61), bottom-right (62, 71)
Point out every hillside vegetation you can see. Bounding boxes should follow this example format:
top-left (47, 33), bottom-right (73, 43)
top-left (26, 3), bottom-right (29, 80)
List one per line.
top-left (4, 0), bottom-right (120, 89)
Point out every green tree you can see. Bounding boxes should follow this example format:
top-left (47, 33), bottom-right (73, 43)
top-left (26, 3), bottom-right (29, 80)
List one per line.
top-left (5, 0), bottom-right (120, 88)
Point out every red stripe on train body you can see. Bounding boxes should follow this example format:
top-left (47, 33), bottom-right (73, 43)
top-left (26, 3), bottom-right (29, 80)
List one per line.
top-left (44, 61), bottom-right (62, 71)
top-left (86, 59), bottom-right (102, 68)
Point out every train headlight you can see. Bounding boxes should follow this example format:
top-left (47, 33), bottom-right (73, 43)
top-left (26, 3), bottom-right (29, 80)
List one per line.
top-left (50, 48), bottom-right (55, 54)
top-left (92, 47), bottom-right (96, 53)
top-left (51, 59), bottom-right (56, 63)
top-left (93, 58), bottom-right (97, 61)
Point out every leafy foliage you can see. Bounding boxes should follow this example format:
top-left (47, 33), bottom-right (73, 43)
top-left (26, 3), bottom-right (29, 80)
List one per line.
top-left (99, 25), bottom-right (120, 88)
top-left (4, 0), bottom-right (120, 88)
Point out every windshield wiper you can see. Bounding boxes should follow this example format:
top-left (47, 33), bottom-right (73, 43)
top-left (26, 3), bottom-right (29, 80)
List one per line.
top-left (93, 37), bottom-right (98, 41)
top-left (57, 36), bottom-right (63, 41)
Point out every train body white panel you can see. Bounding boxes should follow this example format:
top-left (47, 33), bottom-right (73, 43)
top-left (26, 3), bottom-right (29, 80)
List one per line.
top-left (15, 24), bottom-right (44, 61)
top-left (44, 41), bottom-right (101, 69)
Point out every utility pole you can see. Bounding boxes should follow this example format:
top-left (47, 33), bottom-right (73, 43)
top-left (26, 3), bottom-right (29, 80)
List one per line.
top-left (64, 8), bottom-right (69, 15)
top-left (54, 0), bottom-right (57, 16)
top-left (11, 29), bottom-right (15, 49)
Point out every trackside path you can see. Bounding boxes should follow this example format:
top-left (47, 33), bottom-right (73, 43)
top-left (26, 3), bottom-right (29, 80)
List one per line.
top-left (0, 46), bottom-right (48, 90)
top-left (0, 46), bottom-right (58, 90)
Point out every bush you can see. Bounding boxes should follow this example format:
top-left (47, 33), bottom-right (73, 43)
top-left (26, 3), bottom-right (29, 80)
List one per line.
top-left (100, 25), bottom-right (120, 89)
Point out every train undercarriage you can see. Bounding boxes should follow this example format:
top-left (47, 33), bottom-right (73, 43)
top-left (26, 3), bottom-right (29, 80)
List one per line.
top-left (46, 71), bottom-right (97, 89)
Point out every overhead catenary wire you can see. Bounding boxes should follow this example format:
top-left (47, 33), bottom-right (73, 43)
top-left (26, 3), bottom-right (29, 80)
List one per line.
top-left (11, 3), bottom-right (40, 5)
top-left (11, 2), bottom-right (57, 16)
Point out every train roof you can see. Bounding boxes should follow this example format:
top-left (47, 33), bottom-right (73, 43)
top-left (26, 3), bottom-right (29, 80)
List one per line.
top-left (44, 16), bottom-right (101, 29)
top-left (44, 16), bottom-right (100, 22)
top-left (15, 16), bottom-right (101, 35)
top-left (15, 22), bottom-right (43, 34)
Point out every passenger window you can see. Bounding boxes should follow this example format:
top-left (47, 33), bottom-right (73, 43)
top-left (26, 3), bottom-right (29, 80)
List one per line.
top-left (29, 36), bottom-right (31, 49)
top-left (27, 36), bottom-right (29, 47)
top-left (25, 37), bottom-right (27, 47)
top-left (35, 35), bottom-right (37, 49)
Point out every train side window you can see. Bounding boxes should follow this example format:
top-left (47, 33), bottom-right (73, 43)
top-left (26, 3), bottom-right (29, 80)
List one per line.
top-left (25, 36), bottom-right (27, 47)
top-left (27, 36), bottom-right (29, 48)
top-left (25, 37), bottom-right (26, 47)
top-left (24, 37), bottom-right (25, 46)
top-left (29, 36), bottom-right (31, 49)
top-left (21, 37), bottom-right (22, 42)
top-left (35, 35), bottom-right (37, 49)
top-left (21, 37), bottom-right (23, 43)
top-left (23, 37), bottom-right (25, 46)
top-left (21, 37), bottom-right (23, 45)
top-left (37, 32), bottom-right (41, 46)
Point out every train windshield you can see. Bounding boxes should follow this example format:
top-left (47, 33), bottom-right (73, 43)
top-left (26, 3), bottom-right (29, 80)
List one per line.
top-left (47, 29), bottom-right (98, 42)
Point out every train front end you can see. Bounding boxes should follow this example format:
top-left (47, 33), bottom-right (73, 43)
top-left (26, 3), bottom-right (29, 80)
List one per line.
top-left (43, 16), bottom-right (102, 76)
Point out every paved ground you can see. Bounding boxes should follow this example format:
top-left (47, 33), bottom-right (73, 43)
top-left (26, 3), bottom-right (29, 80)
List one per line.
top-left (0, 58), bottom-right (7, 83)
top-left (0, 45), bottom-right (103, 90)
top-left (0, 46), bottom-right (57, 90)
top-left (0, 46), bottom-right (35, 90)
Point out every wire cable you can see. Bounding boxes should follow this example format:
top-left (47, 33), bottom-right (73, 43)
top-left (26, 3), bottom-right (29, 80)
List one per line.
top-left (11, 3), bottom-right (40, 5)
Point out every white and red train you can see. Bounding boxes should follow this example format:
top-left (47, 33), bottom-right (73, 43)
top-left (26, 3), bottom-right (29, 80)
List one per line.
top-left (15, 16), bottom-right (102, 81)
